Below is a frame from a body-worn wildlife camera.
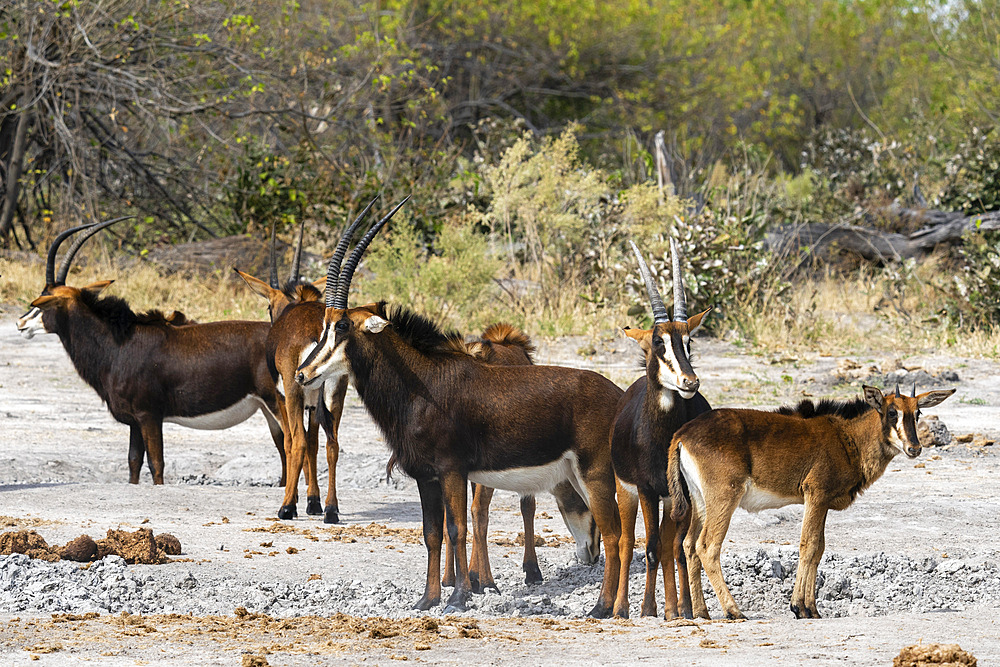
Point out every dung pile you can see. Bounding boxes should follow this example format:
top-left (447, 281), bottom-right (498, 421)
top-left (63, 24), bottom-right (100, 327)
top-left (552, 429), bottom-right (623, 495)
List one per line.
top-left (893, 643), bottom-right (976, 666)
top-left (0, 528), bottom-right (181, 564)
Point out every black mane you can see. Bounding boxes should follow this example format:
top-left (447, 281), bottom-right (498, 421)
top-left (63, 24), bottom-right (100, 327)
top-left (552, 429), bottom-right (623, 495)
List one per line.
top-left (775, 396), bottom-right (873, 420)
top-left (79, 290), bottom-right (138, 344)
top-left (282, 279), bottom-right (322, 301)
top-left (381, 303), bottom-right (467, 355)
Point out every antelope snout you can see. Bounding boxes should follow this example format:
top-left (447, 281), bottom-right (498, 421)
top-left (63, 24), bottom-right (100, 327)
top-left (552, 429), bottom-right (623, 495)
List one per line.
top-left (682, 378), bottom-right (700, 393)
top-left (906, 445), bottom-right (921, 458)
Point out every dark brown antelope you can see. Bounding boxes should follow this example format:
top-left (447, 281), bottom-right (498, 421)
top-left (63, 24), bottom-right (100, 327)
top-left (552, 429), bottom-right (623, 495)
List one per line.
top-left (609, 239), bottom-right (712, 619)
top-left (667, 384), bottom-right (956, 620)
top-left (294, 212), bottom-right (627, 615)
top-left (16, 219), bottom-right (286, 485)
top-left (441, 323), bottom-right (600, 593)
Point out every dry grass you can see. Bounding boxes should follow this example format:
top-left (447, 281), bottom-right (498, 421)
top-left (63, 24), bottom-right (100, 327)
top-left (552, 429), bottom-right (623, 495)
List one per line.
top-left (0, 253), bottom-right (269, 323)
top-left (3, 251), bottom-right (998, 359)
top-left (733, 260), bottom-right (1000, 358)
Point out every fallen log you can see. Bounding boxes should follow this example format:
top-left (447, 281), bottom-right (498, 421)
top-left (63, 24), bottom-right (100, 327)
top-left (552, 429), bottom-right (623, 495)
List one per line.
top-left (766, 206), bottom-right (1000, 263)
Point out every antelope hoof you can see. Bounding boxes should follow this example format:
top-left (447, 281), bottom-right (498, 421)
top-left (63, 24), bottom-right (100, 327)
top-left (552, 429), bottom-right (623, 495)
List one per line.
top-left (588, 601), bottom-right (613, 619)
top-left (468, 571), bottom-right (480, 593)
top-left (791, 603), bottom-right (820, 619)
top-left (641, 604), bottom-right (657, 618)
top-left (277, 505), bottom-right (297, 520)
top-left (725, 610), bottom-right (747, 621)
top-left (613, 607), bottom-right (630, 620)
top-left (443, 589), bottom-right (470, 613)
top-left (306, 497), bottom-right (323, 516)
top-left (523, 562), bottom-right (543, 585)
top-left (442, 573), bottom-right (456, 588)
top-left (323, 506), bottom-right (340, 524)
top-left (413, 594), bottom-right (440, 611)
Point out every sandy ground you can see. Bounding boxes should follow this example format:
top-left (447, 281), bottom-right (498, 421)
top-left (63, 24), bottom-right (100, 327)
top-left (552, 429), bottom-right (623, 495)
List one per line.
top-left (1, 312), bottom-right (999, 665)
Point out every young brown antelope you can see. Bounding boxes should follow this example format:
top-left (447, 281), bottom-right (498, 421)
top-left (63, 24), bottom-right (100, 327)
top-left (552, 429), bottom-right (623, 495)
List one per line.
top-left (16, 219), bottom-right (285, 484)
top-left (238, 196), bottom-right (389, 522)
top-left (609, 239), bottom-right (711, 619)
top-left (295, 213), bottom-right (626, 615)
top-left (668, 384), bottom-right (956, 620)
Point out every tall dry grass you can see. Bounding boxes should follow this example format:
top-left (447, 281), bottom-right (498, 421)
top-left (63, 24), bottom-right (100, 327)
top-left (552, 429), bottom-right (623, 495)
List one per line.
top-left (0, 254), bottom-right (269, 323)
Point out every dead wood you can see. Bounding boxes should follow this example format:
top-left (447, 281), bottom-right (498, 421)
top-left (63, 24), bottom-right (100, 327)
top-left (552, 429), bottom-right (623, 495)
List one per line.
top-left (766, 206), bottom-right (1000, 264)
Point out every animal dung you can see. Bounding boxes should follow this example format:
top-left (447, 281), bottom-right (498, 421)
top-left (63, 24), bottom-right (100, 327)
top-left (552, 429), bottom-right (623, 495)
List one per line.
top-left (0, 528), bottom-right (181, 564)
top-left (60, 535), bottom-right (99, 562)
top-left (893, 643), bottom-right (976, 666)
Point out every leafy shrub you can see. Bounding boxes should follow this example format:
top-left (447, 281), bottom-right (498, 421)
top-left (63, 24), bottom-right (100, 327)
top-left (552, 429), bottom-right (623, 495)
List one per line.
top-left (938, 127), bottom-right (1000, 214)
top-left (951, 230), bottom-right (1000, 326)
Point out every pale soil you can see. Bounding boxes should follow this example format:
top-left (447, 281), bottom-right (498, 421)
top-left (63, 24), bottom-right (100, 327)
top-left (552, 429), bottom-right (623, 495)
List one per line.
top-left (1, 313), bottom-right (999, 666)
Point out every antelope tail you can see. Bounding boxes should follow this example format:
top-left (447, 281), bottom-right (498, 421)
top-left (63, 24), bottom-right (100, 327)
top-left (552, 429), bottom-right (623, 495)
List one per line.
top-left (668, 438), bottom-right (689, 522)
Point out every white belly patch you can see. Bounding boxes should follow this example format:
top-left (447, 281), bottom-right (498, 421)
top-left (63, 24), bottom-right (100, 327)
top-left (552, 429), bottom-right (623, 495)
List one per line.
top-left (739, 482), bottom-right (800, 513)
top-left (164, 395), bottom-right (263, 430)
top-left (469, 452), bottom-right (580, 497)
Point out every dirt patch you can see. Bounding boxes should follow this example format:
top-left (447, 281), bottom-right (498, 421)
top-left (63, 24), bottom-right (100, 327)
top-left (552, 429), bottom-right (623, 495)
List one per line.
top-left (894, 643), bottom-right (977, 666)
top-left (246, 522), bottom-right (423, 545)
top-left (0, 528), bottom-right (181, 564)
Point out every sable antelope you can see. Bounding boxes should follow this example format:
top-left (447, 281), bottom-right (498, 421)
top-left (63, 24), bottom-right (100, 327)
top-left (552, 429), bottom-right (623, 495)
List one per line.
top-left (16, 218), bottom-right (286, 484)
top-left (668, 383), bottom-right (956, 620)
top-left (295, 210), bottom-right (627, 615)
top-left (236, 198), bottom-right (394, 523)
top-left (440, 323), bottom-right (600, 593)
top-left (609, 239), bottom-right (712, 619)
top-left (236, 217), bottom-right (334, 519)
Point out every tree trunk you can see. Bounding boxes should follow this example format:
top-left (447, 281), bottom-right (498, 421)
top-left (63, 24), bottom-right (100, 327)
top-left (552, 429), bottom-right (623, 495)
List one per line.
top-left (0, 106), bottom-right (31, 244)
top-left (766, 206), bottom-right (1000, 264)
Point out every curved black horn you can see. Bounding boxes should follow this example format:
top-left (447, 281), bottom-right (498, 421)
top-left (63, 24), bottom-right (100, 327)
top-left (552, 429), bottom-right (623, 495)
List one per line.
top-left (894, 381), bottom-right (901, 397)
top-left (54, 216), bottom-right (133, 286)
top-left (289, 218), bottom-right (306, 283)
top-left (670, 236), bottom-right (688, 322)
top-left (268, 220), bottom-right (279, 289)
top-left (322, 195), bottom-right (380, 308)
top-left (46, 222), bottom-right (96, 286)
top-left (911, 382), bottom-right (916, 398)
top-left (628, 240), bottom-right (669, 325)
top-left (331, 196), bottom-right (410, 310)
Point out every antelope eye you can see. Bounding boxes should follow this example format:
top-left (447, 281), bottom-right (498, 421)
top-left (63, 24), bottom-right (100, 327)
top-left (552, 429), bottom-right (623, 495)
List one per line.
top-left (652, 335), bottom-right (664, 348)
top-left (335, 320), bottom-right (350, 332)
top-left (887, 408), bottom-right (897, 420)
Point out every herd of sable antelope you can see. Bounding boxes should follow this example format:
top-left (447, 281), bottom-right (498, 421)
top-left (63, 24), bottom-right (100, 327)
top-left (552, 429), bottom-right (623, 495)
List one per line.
top-left (15, 197), bottom-right (956, 620)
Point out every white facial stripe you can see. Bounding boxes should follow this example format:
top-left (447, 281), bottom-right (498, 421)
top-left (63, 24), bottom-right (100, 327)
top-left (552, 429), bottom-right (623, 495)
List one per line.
top-left (299, 341), bottom-right (319, 368)
top-left (16, 308), bottom-right (47, 339)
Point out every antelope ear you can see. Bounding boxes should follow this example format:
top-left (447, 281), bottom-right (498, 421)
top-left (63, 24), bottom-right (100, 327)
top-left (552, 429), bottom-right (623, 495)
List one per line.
top-left (917, 388), bottom-right (957, 409)
top-left (234, 269), bottom-right (275, 300)
top-left (623, 327), bottom-right (646, 342)
top-left (687, 307), bottom-right (712, 335)
top-left (81, 280), bottom-right (114, 295)
top-left (312, 276), bottom-right (327, 291)
top-left (363, 315), bottom-right (390, 333)
top-left (30, 295), bottom-right (63, 310)
top-left (862, 385), bottom-right (885, 412)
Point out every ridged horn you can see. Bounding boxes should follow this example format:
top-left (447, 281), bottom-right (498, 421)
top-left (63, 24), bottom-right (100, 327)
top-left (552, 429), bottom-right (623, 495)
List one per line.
top-left (627, 240), bottom-right (669, 325)
top-left (289, 218), bottom-right (306, 283)
top-left (46, 222), bottom-right (96, 286)
top-left (322, 195), bottom-right (380, 308)
top-left (268, 220), bottom-right (279, 289)
top-left (331, 196), bottom-right (410, 310)
top-left (54, 216), bottom-right (133, 286)
top-left (670, 236), bottom-right (688, 322)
